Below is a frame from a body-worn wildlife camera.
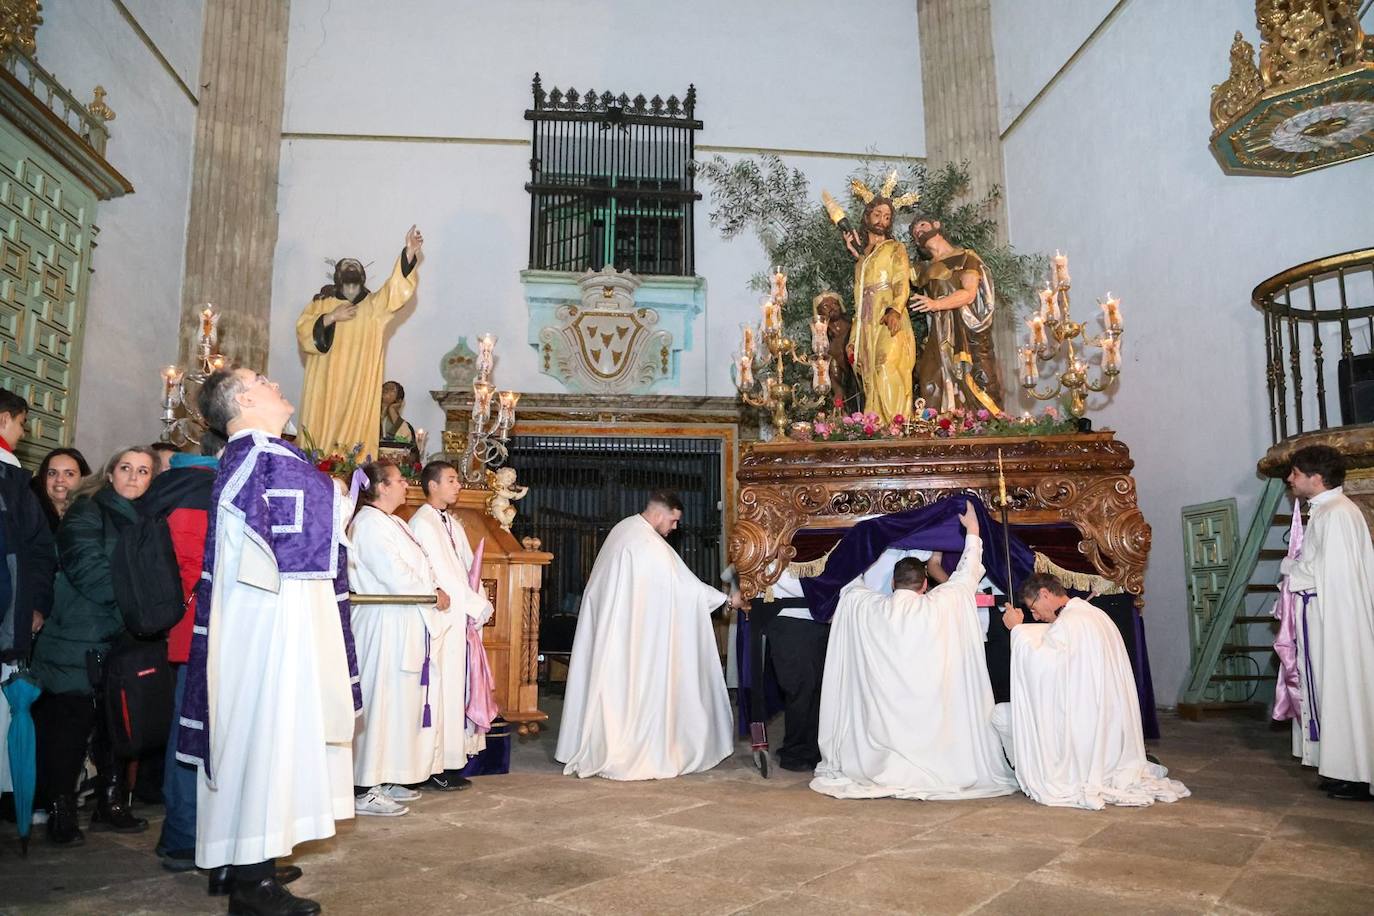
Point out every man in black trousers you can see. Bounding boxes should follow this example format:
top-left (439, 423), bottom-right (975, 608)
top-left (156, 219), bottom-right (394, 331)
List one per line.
top-left (746, 569), bottom-right (829, 773)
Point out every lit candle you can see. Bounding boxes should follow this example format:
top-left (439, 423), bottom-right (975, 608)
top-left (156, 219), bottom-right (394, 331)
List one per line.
top-left (209, 354), bottom-right (226, 371)
top-left (1038, 285), bottom-right (1057, 323)
top-left (416, 427), bottom-right (428, 456)
top-left (740, 322), bottom-right (756, 357)
top-left (1019, 347), bottom-right (1037, 386)
top-left (473, 380), bottom-right (494, 420)
top-left (1052, 250), bottom-right (1069, 286)
top-left (771, 266), bottom-right (787, 303)
top-left (736, 353), bottom-right (753, 389)
top-left (1027, 314), bottom-right (1047, 348)
top-left (476, 333), bottom-right (497, 379)
top-left (1100, 292), bottom-right (1122, 332)
top-left (813, 355), bottom-right (831, 392)
top-left (1102, 337), bottom-right (1122, 372)
top-left (997, 448), bottom-right (1008, 504)
top-left (161, 365), bottom-right (181, 403)
top-left (810, 314), bottom-right (829, 354)
top-left (199, 305), bottom-right (216, 347)
top-left (496, 390), bottom-right (520, 430)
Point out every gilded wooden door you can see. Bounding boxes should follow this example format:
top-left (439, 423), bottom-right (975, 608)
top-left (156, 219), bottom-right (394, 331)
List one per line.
top-left (0, 122), bottom-right (97, 466)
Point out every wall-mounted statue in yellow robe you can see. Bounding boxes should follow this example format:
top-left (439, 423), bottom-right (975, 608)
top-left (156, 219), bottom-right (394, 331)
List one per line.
top-left (295, 225), bottom-right (423, 460)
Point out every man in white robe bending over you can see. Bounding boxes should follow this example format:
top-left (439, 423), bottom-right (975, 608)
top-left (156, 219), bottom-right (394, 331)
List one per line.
top-left (557, 489), bottom-right (740, 780)
top-left (409, 460), bottom-right (495, 790)
top-left (812, 502), bottom-right (1017, 800)
top-left (1282, 445), bottom-right (1374, 802)
top-left (996, 573), bottom-right (1189, 809)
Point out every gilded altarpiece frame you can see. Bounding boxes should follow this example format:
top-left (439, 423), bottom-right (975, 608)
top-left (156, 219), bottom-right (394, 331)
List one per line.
top-left (730, 432), bottom-right (1152, 603)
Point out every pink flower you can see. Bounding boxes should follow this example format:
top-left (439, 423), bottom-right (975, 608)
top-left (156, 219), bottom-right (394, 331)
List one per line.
top-left (1045, 406), bottom-right (1059, 419)
top-left (814, 422), bottom-right (832, 437)
top-left (862, 424), bottom-right (877, 436)
top-left (864, 412), bottom-right (880, 424)
top-left (976, 409), bottom-right (990, 421)
top-left (891, 414), bottom-right (905, 425)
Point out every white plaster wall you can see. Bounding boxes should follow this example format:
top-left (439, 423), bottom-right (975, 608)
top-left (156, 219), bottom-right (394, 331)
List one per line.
top-left (990, 0), bottom-right (1119, 133)
top-left (38, 0), bottom-right (203, 463)
top-left (269, 0), bottom-right (925, 442)
top-left (994, 0), bottom-right (1374, 704)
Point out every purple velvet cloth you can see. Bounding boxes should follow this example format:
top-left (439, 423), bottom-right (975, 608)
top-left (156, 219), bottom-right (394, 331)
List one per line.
top-left (799, 495), bottom-right (1035, 623)
top-left (178, 431), bottom-right (362, 778)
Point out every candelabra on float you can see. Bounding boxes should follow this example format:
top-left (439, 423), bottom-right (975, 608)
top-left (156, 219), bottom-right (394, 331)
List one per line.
top-left (1019, 251), bottom-right (1125, 418)
top-left (160, 305), bottom-right (227, 445)
top-left (451, 333), bottom-right (521, 484)
top-left (733, 267), bottom-right (832, 435)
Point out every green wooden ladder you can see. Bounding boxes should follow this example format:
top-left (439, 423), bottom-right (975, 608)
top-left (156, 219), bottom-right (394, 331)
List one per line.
top-left (1178, 477), bottom-right (1291, 718)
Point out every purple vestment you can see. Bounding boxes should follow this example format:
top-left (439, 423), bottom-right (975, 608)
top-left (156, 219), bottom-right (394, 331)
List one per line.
top-left (178, 430), bottom-right (362, 777)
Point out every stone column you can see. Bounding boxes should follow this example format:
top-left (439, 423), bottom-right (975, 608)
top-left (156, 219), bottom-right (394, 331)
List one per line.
top-left (178, 0), bottom-right (290, 369)
top-left (917, 0), bottom-right (1008, 241)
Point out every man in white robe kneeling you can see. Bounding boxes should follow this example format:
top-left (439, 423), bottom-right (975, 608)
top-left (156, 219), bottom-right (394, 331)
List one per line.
top-left (348, 460), bottom-right (448, 816)
top-left (811, 501), bottom-right (1017, 800)
top-left (995, 573), bottom-right (1189, 810)
top-left (556, 489), bottom-right (740, 780)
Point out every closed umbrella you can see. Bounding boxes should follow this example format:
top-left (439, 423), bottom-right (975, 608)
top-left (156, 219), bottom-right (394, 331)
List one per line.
top-left (2, 668), bottom-right (41, 855)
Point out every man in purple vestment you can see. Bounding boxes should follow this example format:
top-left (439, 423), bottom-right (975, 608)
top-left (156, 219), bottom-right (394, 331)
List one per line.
top-left (180, 367), bottom-right (361, 916)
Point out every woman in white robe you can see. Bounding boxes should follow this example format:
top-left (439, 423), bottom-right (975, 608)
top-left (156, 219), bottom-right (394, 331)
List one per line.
top-left (998, 576), bottom-right (1188, 810)
top-left (409, 461), bottom-right (494, 775)
top-left (348, 461), bottom-right (449, 814)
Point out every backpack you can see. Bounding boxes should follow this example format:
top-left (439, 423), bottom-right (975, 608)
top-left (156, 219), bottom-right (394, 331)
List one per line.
top-left (101, 638), bottom-right (174, 758)
top-left (111, 509), bottom-right (188, 638)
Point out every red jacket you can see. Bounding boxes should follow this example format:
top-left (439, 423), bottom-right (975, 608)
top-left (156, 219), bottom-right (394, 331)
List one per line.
top-left (139, 460), bottom-right (216, 664)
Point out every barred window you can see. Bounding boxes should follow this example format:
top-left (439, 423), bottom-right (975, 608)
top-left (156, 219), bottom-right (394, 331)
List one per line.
top-left (525, 75), bottom-right (702, 277)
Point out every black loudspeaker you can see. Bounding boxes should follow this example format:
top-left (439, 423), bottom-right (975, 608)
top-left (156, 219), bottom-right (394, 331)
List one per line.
top-left (1338, 354), bottom-right (1374, 425)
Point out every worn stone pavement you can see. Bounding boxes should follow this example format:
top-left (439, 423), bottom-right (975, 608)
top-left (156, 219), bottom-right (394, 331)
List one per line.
top-left (2, 708), bottom-right (1372, 915)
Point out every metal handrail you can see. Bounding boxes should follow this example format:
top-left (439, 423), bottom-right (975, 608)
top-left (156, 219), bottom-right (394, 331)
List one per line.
top-left (1, 50), bottom-right (110, 156)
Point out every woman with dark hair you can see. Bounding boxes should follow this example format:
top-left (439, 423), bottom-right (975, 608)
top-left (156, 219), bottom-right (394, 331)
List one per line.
top-left (30, 446), bottom-right (159, 846)
top-left (31, 447), bottom-right (92, 531)
top-left (347, 459), bottom-right (449, 817)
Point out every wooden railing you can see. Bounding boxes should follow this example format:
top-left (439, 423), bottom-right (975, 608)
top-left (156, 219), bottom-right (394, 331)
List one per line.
top-left (2, 50), bottom-right (110, 156)
top-left (1255, 248), bottom-right (1374, 444)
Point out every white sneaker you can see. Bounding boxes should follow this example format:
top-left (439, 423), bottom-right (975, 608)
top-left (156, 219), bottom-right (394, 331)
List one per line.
top-left (378, 783), bottom-right (421, 802)
top-left (355, 789), bottom-right (408, 817)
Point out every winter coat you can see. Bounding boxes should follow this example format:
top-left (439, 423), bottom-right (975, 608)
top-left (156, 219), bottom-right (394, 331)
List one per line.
top-left (138, 456), bottom-right (217, 663)
top-left (30, 487), bottom-right (137, 695)
top-left (0, 459), bottom-right (55, 661)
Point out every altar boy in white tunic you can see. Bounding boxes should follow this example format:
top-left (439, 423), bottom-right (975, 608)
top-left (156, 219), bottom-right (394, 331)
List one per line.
top-left (180, 368), bottom-right (360, 916)
top-left (1281, 445), bottom-right (1374, 801)
top-left (811, 501), bottom-right (1017, 800)
top-left (996, 573), bottom-right (1189, 809)
top-left (409, 460), bottom-right (494, 790)
top-left (348, 460), bottom-right (449, 816)
top-left (556, 489), bottom-right (740, 780)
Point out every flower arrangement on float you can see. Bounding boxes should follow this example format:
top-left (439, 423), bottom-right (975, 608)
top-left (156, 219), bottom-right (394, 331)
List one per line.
top-left (302, 439), bottom-right (425, 483)
top-left (804, 398), bottom-right (1078, 442)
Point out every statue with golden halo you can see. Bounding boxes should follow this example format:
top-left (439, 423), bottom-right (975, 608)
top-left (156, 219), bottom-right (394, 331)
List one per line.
top-left (826, 172), bottom-right (921, 424)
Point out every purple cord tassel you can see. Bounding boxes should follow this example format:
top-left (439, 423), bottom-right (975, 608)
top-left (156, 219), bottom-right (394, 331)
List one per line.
top-left (422, 702), bottom-right (432, 728)
top-left (421, 627), bottom-right (433, 728)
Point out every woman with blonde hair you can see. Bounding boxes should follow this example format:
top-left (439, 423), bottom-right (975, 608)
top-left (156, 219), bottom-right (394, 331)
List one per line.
top-left (31, 446), bottom-right (159, 846)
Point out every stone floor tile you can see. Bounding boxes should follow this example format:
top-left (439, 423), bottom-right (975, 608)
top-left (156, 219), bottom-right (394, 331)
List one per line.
top-left (1247, 836), bottom-right (1374, 887)
top-left (309, 872), bottom-right (521, 915)
top-left (1287, 792), bottom-right (1374, 826)
top-left (1026, 847), bottom-right (1239, 907)
top-left (1272, 812), bottom-right (1374, 851)
top-left (940, 800), bottom-right (1111, 844)
top-left (733, 890), bottom-right (903, 915)
top-left (974, 879), bottom-right (1211, 915)
top-left (457, 844), bottom-right (642, 900)
top-left (490, 904), bottom-right (582, 916)
top-left (552, 818), bottom-right (737, 864)
top-left (883, 829), bottom-right (1071, 877)
top-left (756, 815), bottom-right (928, 856)
top-left (1215, 869), bottom-right (1372, 915)
top-left (549, 866), bottom-right (772, 916)
top-left (1082, 821), bottom-right (1264, 867)
top-left (649, 800), bottom-right (811, 838)
top-left (669, 838), bottom-right (858, 891)
top-left (803, 859), bottom-right (1017, 915)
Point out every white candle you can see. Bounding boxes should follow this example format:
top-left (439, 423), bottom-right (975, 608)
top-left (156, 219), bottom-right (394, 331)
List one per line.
top-left (1038, 285), bottom-right (1057, 323)
top-left (740, 322), bottom-right (756, 357)
top-left (810, 314), bottom-right (829, 354)
top-left (737, 353), bottom-right (753, 389)
top-left (1027, 314), bottom-right (1047, 348)
top-left (1053, 250), bottom-right (1070, 286)
top-left (473, 380), bottom-right (494, 420)
top-left (1102, 337), bottom-right (1122, 372)
top-left (771, 266), bottom-right (787, 303)
top-left (1019, 347), bottom-right (1037, 385)
top-left (813, 355), bottom-right (831, 391)
top-left (161, 365), bottom-right (181, 403)
top-left (1100, 293), bottom-right (1122, 332)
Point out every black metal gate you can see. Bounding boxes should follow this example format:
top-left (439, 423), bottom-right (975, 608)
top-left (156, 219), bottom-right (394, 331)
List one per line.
top-left (506, 435), bottom-right (724, 654)
top-left (525, 74), bottom-right (702, 276)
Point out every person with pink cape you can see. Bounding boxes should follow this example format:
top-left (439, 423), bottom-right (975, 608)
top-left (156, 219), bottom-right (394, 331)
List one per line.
top-left (408, 461), bottom-right (496, 790)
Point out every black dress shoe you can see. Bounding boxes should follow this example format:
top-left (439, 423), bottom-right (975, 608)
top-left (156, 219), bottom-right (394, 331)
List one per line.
top-left (423, 773), bottom-right (459, 792)
top-left (1326, 780), bottom-right (1374, 801)
top-left (778, 758), bottom-right (817, 773)
top-left (210, 866), bottom-right (302, 896)
top-left (1317, 776), bottom-right (1337, 791)
top-left (227, 877), bottom-right (320, 915)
